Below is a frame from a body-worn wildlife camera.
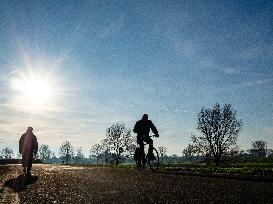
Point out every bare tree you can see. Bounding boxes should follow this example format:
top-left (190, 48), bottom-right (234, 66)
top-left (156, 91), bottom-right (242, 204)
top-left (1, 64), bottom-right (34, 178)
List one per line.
top-left (0, 147), bottom-right (14, 159)
top-left (38, 144), bottom-right (51, 163)
top-left (193, 103), bottom-right (242, 166)
top-left (182, 144), bottom-right (196, 163)
top-left (75, 147), bottom-right (84, 163)
top-left (90, 144), bottom-right (104, 164)
top-left (100, 139), bottom-right (112, 163)
top-left (267, 149), bottom-right (273, 158)
top-left (227, 145), bottom-right (244, 158)
top-left (105, 123), bottom-right (135, 165)
top-left (59, 141), bottom-right (74, 164)
top-left (249, 140), bottom-right (267, 158)
top-left (158, 146), bottom-right (167, 163)
top-left (127, 143), bottom-right (137, 157)
top-left (158, 146), bottom-right (167, 157)
top-left (17, 153), bottom-right (22, 159)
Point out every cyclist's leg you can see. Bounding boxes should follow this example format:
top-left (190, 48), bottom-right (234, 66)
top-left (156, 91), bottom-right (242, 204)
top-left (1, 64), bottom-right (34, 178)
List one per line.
top-left (137, 137), bottom-right (145, 162)
top-left (144, 136), bottom-right (153, 155)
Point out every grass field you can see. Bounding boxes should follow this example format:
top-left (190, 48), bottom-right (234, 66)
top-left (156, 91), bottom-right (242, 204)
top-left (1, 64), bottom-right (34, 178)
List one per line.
top-left (67, 161), bottom-right (273, 177)
top-left (2, 161), bottom-right (273, 177)
top-left (162, 165), bottom-right (273, 175)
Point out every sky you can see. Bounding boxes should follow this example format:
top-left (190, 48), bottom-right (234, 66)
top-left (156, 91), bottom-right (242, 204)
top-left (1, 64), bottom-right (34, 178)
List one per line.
top-left (0, 0), bottom-right (273, 156)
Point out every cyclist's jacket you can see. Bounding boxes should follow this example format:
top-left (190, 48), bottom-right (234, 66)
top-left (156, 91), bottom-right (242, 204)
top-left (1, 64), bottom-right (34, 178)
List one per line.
top-left (133, 119), bottom-right (158, 138)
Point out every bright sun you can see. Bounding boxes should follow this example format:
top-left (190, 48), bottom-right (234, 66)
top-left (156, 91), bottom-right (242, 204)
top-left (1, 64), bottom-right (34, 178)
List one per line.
top-left (10, 71), bottom-right (54, 108)
top-left (24, 77), bottom-right (51, 104)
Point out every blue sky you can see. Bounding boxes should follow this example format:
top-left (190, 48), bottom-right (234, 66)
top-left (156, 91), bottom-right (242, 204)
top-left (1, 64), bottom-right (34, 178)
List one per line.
top-left (0, 0), bottom-right (273, 156)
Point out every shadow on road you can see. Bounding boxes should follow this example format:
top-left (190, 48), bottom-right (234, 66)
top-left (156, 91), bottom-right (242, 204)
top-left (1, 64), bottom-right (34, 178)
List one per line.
top-left (4, 174), bottom-right (38, 192)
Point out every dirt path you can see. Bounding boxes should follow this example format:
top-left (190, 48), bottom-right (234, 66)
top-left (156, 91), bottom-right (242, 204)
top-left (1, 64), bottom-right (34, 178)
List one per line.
top-left (2, 164), bottom-right (273, 203)
top-left (0, 165), bottom-right (20, 204)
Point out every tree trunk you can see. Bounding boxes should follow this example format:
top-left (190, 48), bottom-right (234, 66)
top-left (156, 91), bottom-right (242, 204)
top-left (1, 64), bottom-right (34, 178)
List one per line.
top-left (214, 155), bottom-right (220, 166)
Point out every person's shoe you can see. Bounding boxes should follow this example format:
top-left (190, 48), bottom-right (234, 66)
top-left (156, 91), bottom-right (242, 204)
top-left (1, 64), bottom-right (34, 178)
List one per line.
top-left (26, 172), bottom-right (31, 176)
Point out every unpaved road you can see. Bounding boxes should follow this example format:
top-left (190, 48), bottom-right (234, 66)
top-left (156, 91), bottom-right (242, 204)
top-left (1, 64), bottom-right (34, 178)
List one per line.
top-left (1, 164), bottom-right (273, 203)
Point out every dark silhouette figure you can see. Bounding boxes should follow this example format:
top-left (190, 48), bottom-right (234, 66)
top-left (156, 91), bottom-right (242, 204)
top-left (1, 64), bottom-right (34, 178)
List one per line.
top-left (133, 114), bottom-right (159, 158)
top-left (19, 127), bottom-right (38, 175)
top-left (5, 174), bottom-right (38, 192)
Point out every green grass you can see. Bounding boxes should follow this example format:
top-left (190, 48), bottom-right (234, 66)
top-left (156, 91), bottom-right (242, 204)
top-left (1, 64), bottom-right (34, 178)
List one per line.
top-left (162, 166), bottom-right (273, 175)
top-left (110, 162), bottom-right (273, 175)
top-left (54, 161), bottom-right (273, 176)
top-left (156, 161), bottom-right (273, 175)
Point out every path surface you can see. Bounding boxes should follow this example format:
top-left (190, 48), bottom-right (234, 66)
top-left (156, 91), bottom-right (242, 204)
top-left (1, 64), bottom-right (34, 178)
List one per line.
top-left (1, 164), bottom-right (273, 203)
top-left (0, 165), bottom-right (20, 204)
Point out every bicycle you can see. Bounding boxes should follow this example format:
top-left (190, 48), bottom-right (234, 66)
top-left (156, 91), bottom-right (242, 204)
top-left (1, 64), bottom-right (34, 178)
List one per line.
top-left (134, 135), bottom-right (159, 172)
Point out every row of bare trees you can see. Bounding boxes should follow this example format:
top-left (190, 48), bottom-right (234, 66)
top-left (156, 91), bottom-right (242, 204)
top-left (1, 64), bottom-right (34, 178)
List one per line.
top-left (183, 139), bottom-right (273, 163)
top-left (59, 141), bottom-right (85, 164)
top-left (0, 123), bottom-right (138, 164)
top-left (181, 103), bottom-right (273, 165)
top-left (90, 123), bottom-right (136, 165)
top-left (2, 103), bottom-right (271, 166)
top-left (0, 145), bottom-right (53, 161)
top-left (0, 147), bottom-right (14, 159)
top-left (58, 123), bottom-right (137, 165)
top-left (89, 123), bottom-right (170, 165)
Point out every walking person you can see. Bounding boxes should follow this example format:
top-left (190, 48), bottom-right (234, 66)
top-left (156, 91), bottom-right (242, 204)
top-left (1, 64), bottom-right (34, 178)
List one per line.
top-left (19, 127), bottom-right (38, 175)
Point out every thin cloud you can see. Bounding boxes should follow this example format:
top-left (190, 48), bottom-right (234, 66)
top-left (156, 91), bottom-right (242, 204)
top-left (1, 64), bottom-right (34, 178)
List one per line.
top-left (263, 127), bottom-right (273, 135)
top-left (218, 78), bottom-right (273, 92)
top-left (0, 102), bottom-right (67, 114)
top-left (99, 15), bottom-right (125, 39)
top-left (239, 47), bottom-right (260, 60)
top-left (174, 40), bottom-right (197, 59)
top-left (238, 44), bottom-right (273, 60)
top-left (222, 67), bottom-right (241, 75)
top-left (200, 56), bottom-right (216, 68)
top-left (0, 103), bottom-right (21, 108)
top-left (174, 40), bottom-right (221, 70)
top-left (7, 69), bottom-right (20, 76)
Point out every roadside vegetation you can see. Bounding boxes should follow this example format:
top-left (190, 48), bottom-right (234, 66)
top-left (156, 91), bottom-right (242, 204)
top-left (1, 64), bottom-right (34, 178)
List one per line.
top-left (1, 103), bottom-right (273, 178)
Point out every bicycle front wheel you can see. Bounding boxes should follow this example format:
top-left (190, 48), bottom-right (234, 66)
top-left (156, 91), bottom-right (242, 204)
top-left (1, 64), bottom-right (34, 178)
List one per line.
top-left (148, 147), bottom-right (159, 172)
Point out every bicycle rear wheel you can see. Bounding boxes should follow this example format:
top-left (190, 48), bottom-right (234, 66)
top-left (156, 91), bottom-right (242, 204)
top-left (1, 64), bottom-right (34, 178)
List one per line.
top-left (148, 147), bottom-right (159, 172)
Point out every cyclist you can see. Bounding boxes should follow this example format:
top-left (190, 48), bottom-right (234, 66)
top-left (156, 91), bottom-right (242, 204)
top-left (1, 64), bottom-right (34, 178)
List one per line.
top-left (133, 114), bottom-right (159, 160)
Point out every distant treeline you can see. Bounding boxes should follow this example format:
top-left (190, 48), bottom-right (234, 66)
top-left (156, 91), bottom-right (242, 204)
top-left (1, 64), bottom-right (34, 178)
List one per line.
top-left (1, 139), bottom-right (272, 165)
top-left (1, 103), bottom-right (272, 166)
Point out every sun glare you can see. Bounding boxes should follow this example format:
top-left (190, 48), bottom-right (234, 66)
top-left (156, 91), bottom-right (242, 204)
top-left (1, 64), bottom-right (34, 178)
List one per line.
top-left (24, 77), bottom-right (51, 103)
top-left (10, 70), bottom-right (54, 109)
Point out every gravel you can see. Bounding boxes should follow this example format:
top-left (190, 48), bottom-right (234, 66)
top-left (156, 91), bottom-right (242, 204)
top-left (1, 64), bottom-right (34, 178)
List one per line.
top-left (2, 164), bottom-right (273, 203)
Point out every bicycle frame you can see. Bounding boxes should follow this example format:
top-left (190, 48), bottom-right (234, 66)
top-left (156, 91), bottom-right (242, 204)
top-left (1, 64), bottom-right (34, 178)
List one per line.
top-left (135, 135), bottom-right (159, 171)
